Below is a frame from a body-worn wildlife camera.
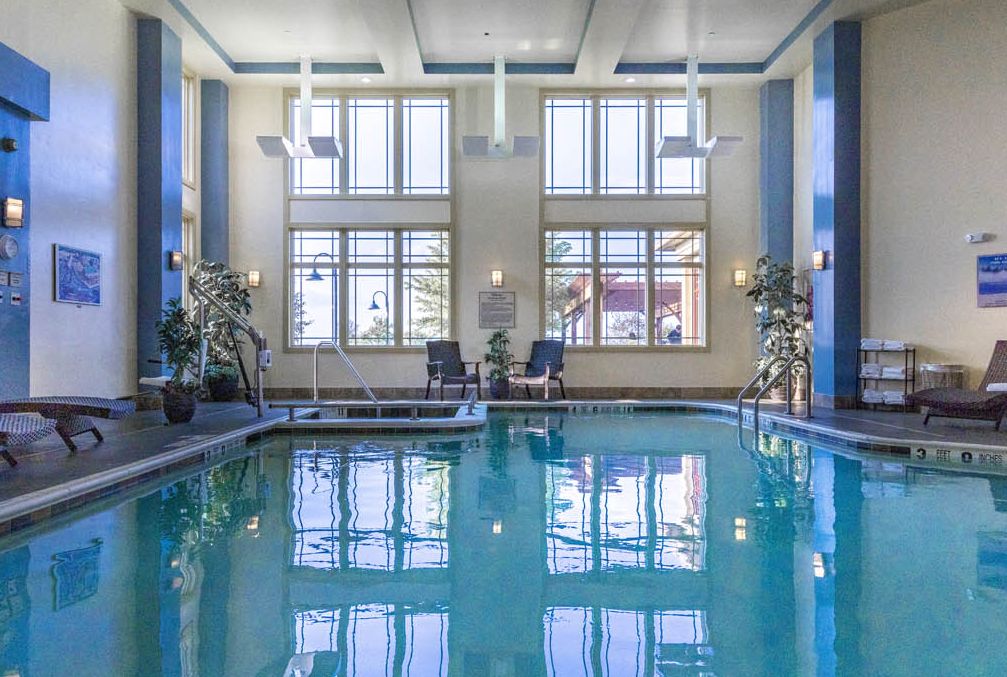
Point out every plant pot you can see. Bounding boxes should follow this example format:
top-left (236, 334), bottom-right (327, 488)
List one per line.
top-left (489, 378), bottom-right (511, 400)
top-left (207, 373), bottom-right (239, 402)
top-left (163, 389), bottom-right (197, 424)
top-left (768, 383), bottom-right (789, 402)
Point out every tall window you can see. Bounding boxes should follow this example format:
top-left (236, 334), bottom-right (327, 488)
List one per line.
top-left (544, 227), bottom-right (705, 347)
top-left (288, 95), bottom-right (451, 196)
top-left (181, 213), bottom-right (197, 309)
top-left (182, 72), bottom-right (196, 186)
top-left (289, 227), bottom-right (450, 348)
top-left (543, 94), bottom-right (706, 195)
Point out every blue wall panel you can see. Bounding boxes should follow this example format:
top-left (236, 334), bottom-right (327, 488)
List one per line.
top-left (812, 22), bottom-right (862, 408)
top-left (137, 20), bottom-right (183, 378)
top-left (759, 79), bottom-right (795, 264)
top-left (200, 80), bottom-right (229, 264)
top-left (0, 41), bottom-right (50, 121)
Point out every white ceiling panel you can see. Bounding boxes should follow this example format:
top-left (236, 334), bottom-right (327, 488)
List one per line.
top-left (410, 0), bottom-right (593, 63)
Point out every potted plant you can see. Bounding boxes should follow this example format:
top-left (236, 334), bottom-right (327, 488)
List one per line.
top-left (192, 260), bottom-right (252, 401)
top-left (157, 297), bottom-right (201, 423)
top-left (484, 329), bottom-right (513, 400)
top-left (747, 255), bottom-right (809, 401)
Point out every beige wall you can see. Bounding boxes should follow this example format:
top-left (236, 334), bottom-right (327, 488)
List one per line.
top-left (861, 0), bottom-right (1007, 385)
top-left (230, 84), bottom-right (761, 393)
top-left (1, 0), bottom-right (138, 397)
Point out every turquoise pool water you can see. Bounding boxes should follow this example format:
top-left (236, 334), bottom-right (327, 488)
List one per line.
top-left (2, 411), bottom-right (1007, 675)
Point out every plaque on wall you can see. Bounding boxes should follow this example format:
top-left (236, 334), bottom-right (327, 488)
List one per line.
top-left (479, 291), bottom-right (516, 329)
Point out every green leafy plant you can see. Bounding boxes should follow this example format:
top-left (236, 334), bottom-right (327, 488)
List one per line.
top-left (192, 259), bottom-right (252, 368)
top-left (747, 255), bottom-right (809, 378)
top-left (484, 329), bottom-right (513, 383)
top-left (156, 297), bottom-right (200, 391)
top-left (205, 362), bottom-right (239, 383)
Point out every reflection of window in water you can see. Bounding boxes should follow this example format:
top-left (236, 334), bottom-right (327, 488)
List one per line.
top-left (290, 450), bottom-right (450, 570)
top-left (294, 605), bottom-right (448, 676)
top-left (546, 455), bottom-right (707, 573)
top-left (544, 607), bottom-right (710, 677)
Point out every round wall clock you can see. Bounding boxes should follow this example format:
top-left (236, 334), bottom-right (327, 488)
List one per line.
top-left (0, 234), bottom-right (18, 260)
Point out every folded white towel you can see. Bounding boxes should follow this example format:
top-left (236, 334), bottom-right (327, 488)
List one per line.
top-left (987, 383), bottom-right (1007, 392)
top-left (881, 366), bottom-right (907, 379)
top-left (882, 340), bottom-right (912, 351)
top-left (861, 338), bottom-right (885, 350)
top-left (860, 364), bottom-right (883, 377)
top-left (862, 388), bottom-right (885, 403)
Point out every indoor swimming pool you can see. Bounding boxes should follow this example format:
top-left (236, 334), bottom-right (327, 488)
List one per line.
top-left (2, 411), bottom-right (1007, 676)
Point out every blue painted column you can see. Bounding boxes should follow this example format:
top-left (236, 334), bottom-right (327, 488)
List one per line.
top-left (0, 42), bottom-right (50, 399)
top-left (812, 22), bottom-right (862, 409)
top-left (759, 79), bottom-right (794, 265)
top-left (137, 20), bottom-right (183, 378)
top-left (200, 80), bottom-right (229, 264)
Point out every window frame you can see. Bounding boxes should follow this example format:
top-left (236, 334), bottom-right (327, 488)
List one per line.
top-left (285, 224), bottom-right (453, 352)
top-left (181, 212), bottom-right (198, 311)
top-left (540, 223), bottom-right (709, 351)
top-left (284, 89), bottom-right (454, 199)
top-left (182, 71), bottom-right (197, 188)
top-left (540, 89), bottom-right (712, 199)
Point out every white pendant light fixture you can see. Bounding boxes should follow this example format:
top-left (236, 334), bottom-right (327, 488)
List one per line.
top-left (656, 55), bottom-right (743, 159)
top-left (462, 56), bottom-right (539, 159)
top-left (257, 56), bottom-right (343, 159)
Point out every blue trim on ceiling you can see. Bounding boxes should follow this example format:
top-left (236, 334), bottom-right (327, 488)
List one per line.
top-left (233, 62), bottom-right (385, 75)
top-left (424, 62), bottom-right (577, 75)
top-left (615, 62), bottom-right (763, 75)
top-left (616, 0), bottom-right (836, 76)
top-left (0, 41), bottom-right (50, 121)
top-left (166, 0), bottom-right (236, 71)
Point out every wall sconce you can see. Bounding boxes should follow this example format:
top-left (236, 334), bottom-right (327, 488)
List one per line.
top-left (733, 269), bottom-right (747, 287)
top-left (490, 270), bottom-right (504, 287)
top-left (812, 250), bottom-right (828, 271)
top-left (168, 250), bottom-right (184, 271)
top-left (247, 270), bottom-right (261, 288)
top-left (492, 519), bottom-right (503, 535)
top-left (2, 198), bottom-right (23, 228)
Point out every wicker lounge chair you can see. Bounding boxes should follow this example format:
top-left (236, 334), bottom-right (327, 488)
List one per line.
top-left (0, 397), bottom-right (135, 452)
top-left (509, 340), bottom-right (567, 400)
top-left (425, 341), bottom-right (481, 400)
top-left (906, 341), bottom-right (1007, 429)
top-left (0, 414), bottom-right (57, 467)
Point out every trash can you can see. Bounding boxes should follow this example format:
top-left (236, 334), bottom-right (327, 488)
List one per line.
top-left (919, 364), bottom-right (966, 390)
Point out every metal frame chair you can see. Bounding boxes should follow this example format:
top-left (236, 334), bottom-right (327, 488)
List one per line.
top-left (425, 341), bottom-right (481, 400)
top-left (509, 340), bottom-right (567, 400)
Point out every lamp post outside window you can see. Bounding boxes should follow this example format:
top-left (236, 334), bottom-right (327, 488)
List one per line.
top-left (368, 290), bottom-right (390, 344)
top-left (306, 252), bottom-right (336, 344)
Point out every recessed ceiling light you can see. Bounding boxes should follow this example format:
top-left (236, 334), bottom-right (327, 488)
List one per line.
top-left (361, 76), bottom-right (372, 84)
top-left (484, 32), bottom-right (490, 36)
top-left (708, 31), bottom-right (717, 36)
top-left (625, 77), bottom-right (636, 83)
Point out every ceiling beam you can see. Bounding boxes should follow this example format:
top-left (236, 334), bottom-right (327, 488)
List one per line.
top-left (574, 0), bottom-right (649, 80)
top-left (355, 0), bottom-right (424, 81)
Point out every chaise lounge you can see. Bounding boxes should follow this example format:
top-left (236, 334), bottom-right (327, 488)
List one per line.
top-left (906, 341), bottom-right (1007, 429)
top-left (0, 397), bottom-right (135, 452)
top-left (0, 414), bottom-right (57, 467)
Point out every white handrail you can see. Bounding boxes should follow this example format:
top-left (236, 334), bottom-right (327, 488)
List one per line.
top-left (313, 341), bottom-right (378, 403)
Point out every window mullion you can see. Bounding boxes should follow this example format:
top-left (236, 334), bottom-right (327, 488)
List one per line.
top-left (646, 96), bottom-right (655, 194)
top-left (592, 229), bottom-right (601, 346)
top-left (394, 96), bottom-right (403, 194)
top-left (339, 98), bottom-right (349, 195)
top-left (591, 97), bottom-right (601, 195)
top-left (394, 231), bottom-right (403, 346)
top-left (338, 230), bottom-right (349, 346)
top-left (646, 229), bottom-right (656, 346)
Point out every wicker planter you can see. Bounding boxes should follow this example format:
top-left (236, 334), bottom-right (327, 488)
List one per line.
top-left (207, 373), bottom-right (239, 402)
top-left (489, 379), bottom-right (511, 400)
top-left (162, 389), bottom-right (196, 424)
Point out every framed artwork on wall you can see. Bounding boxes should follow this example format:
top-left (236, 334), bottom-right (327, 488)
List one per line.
top-left (54, 244), bottom-right (101, 306)
top-left (977, 254), bottom-right (1007, 308)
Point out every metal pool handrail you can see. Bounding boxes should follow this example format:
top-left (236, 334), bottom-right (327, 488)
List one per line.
top-left (313, 341), bottom-right (378, 403)
top-left (737, 354), bottom-right (813, 441)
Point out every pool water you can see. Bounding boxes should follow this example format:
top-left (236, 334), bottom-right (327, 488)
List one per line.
top-left (2, 411), bottom-right (1007, 676)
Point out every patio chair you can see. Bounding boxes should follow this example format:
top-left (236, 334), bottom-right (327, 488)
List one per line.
top-left (509, 340), bottom-right (567, 400)
top-left (0, 414), bottom-right (57, 467)
top-left (0, 397), bottom-right (135, 452)
top-left (425, 341), bottom-right (481, 400)
top-left (906, 341), bottom-right (1007, 429)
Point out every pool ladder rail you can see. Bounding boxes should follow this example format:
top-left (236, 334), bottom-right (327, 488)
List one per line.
top-left (736, 355), bottom-right (812, 440)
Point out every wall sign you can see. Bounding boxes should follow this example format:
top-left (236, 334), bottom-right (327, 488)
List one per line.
top-left (479, 291), bottom-right (516, 329)
top-left (54, 244), bottom-right (101, 306)
top-left (978, 254), bottom-right (1007, 308)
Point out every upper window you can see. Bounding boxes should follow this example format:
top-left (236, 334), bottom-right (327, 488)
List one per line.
top-left (544, 227), bottom-right (705, 347)
top-left (288, 95), bottom-right (451, 196)
top-left (289, 227), bottom-right (450, 348)
top-left (182, 72), bottom-right (196, 186)
top-left (543, 94), bottom-right (706, 195)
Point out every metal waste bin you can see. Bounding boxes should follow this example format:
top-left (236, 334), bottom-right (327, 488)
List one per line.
top-left (919, 364), bottom-right (966, 390)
